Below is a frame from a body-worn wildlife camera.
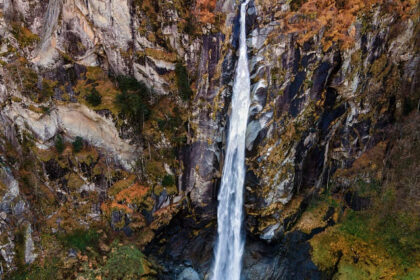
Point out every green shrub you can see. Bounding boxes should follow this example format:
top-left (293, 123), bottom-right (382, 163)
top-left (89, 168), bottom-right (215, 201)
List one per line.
top-left (162, 174), bottom-right (175, 187)
top-left (175, 62), bottom-right (193, 101)
top-left (103, 245), bottom-right (145, 280)
top-left (72, 136), bottom-right (84, 153)
top-left (115, 76), bottom-right (151, 126)
top-left (116, 76), bottom-right (152, 94)
top-left (58, 229), bottom-right (99, 252)
top-left (54, 135), bottom-right (64, 154)
top-left (86, 88), bottom-right (102, 106)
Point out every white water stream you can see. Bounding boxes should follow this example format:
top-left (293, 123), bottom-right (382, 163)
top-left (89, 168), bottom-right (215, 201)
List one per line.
top-left (211, 1), bottom-right (251, 279)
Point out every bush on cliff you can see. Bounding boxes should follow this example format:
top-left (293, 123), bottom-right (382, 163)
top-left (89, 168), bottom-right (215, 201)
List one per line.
top-left (162, 174), bottom-right (175, 187)
top-left (115, 76), bottom-right (151, 127)
top-left (175, 62), bottom-right (193, 101)
top-left (86, 88), bottom-right (102, 107)
top-left (72, 136), bottom-right (84, 153)
top-left (54, 135), bottom-right (64, 154)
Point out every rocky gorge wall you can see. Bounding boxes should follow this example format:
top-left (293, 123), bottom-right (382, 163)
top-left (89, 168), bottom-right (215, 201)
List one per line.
top-left (0, 0), bottom-right (418, 279)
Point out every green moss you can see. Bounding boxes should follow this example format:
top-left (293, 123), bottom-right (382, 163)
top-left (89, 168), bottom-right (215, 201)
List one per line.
top-left (354, 179), bottom-right (381, 197)
top-left (103, 244), bottom-right (145, 280)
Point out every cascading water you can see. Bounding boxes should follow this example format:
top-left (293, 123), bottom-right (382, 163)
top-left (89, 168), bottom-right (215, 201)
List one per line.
top-left (211, 1), bottom-right (251, 279)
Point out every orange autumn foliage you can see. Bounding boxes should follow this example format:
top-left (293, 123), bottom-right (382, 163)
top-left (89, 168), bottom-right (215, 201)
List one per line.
top-left (277, 0), bottom-right (417, 50)
top-left (101, 183), bottom-right (150, 215)
top-left (194, 0), bottom-right (217, 23)
top-left (115, 183), bottom-right (149, 204)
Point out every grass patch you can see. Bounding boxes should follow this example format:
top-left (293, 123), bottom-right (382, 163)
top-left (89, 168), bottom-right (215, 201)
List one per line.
top-left (58, 229), bottom-right (99, 252)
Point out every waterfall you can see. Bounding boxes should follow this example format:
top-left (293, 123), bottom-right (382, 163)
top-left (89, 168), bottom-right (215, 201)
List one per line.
top-left (211, 1), bottom-right (251, 279)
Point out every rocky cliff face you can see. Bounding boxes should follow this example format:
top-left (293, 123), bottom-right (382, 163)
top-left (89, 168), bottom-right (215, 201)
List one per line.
top-left (0, 0), bottom-right (418, 279)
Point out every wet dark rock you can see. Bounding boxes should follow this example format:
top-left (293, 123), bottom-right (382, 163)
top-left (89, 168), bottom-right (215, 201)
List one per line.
top-left (122, 225), bottom-right (133, 237)
top-left (323, 207), bottom-right (335, 221)
top-left (345, 191), bottom-right (371, 211)
top-left (110, 210), bottom-right (123, 230)
top-left (243, 232), bottom-right (321, 280)
top-left (310, 61), bottom-right (332, 97)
